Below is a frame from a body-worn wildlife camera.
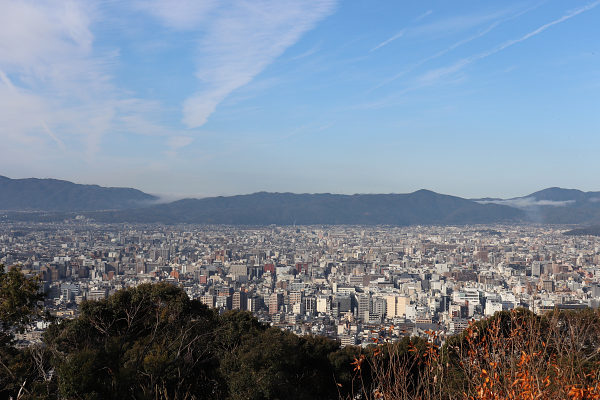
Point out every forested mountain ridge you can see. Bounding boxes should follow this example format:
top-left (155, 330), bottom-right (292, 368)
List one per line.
top-left (476, 187), bottom-right (600, 225)
top-left (8, 174), bottom-right (600, 225)
top-left (85, 190), bottom-right (526, 225)
top-left (0, 176), bottom-right (158, 212)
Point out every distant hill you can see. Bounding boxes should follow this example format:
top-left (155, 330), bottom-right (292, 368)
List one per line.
top-left (84, 190), bottom-right (526, 225)
top-left (524, 187), bottom-right (600, 202)
top-left (563, 226), bottom-right (600, 236)
top-left (474, 187), bottom-right (600, 224)
top-left (0, 176), bottom-right (158, 212)
top-left (6, 175), bottom-right (600, 225)
top-left (520, 188), bottom-right (600, 224)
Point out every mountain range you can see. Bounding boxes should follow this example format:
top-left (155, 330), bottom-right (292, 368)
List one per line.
top-left (0, 176), bottom-right (157, 212)
top-left (474, 187), bottom-right (600, 225)
top-left (3, 176), bottom-right (600, 227)
top-left (84, 190), bottom-right (525, 225)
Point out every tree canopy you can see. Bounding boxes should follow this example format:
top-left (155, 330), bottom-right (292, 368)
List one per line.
top-left (0, 264), bottom-right (47, 398)
top-left (39, 283), bottom-right (354, 400)
top-left (0, 264), bottom-right (45, 339)
top-left (3, 275), bottom-right (600, 400)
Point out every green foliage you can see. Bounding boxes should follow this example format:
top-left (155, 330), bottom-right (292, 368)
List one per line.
top-left (219, 323), bottom-right (340, 400)
top-left (0, 264), bottom-right (45, 337)
top-left (45, 282), bottom-right (220, 400)
top-left (217, 309), bottom-right (267, 350)
top-left (10, 282), bottom-right (600, 400)
top-left (84, 191), bottom-right (526, 225)
top-left (39, 284), bottom-right (351, 400)
top-left (0, 264), bottom-right (49, 399)
top-left (328, 344), bottom-right (370, 397)
top-left (37, 283), bottom-right (350, 399)
top-left (0, 175), bottom-right (157, 212)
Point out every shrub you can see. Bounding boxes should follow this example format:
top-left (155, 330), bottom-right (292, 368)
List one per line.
top-left (351, 308), bottom-right (600, 400)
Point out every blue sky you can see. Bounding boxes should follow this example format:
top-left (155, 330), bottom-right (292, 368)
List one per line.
top-left (1, 0), bottom-right (599, 200)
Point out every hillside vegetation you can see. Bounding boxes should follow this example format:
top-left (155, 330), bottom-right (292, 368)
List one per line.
top-left (9, 174), bottom-right (600, 225)
top-left (85, 190), bottom-right (525, 225)
top-left (1, 268), bottom-right (600, 399)
top-left (0, 176), bottom-right (157, 212)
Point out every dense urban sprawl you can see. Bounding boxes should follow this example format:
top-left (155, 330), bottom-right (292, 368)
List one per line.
top-left (2, 219), bottom-right (597, 347)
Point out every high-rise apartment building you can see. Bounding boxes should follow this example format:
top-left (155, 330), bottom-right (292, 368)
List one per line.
top-left (357, 293), bottom-right (370, 320)
top-left (372, 297), bottom-right (387, 317)
top-left (303, 296), bottom-right (316, 314)
top-left (201, 295), bottom-right (215, 308)
top-left (316, 295), bottom-right (331, 314)
top-left (290, 290), bottom-right (303, 305)
top-left (269, 292), bottom-right (283, 314)
top-left (247, 296), bottom-right (262, 312)
top-left (232, 290), bottom-right (247, 310)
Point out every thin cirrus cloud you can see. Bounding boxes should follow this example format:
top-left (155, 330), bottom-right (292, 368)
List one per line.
top-left (413, 0), bottom-right (600, 88)
top-left (0, 0), bottom-right (102, 156)
top-left (0, 0), bottom-right (338, 172)
top-left (141, 0), bottom-right (338, 129)
top-left (372, 2), bottom-right (546, 90)
top-left (0, 0), bottom-right (127, 160)
top-left (138, 0), bottom-right (220, 30)
top-left (163, 136), bottom-right (194, 157)
top-left (370, 30), bottom-right (406, 52)
top-left (0, 0), bottom-right (204, 162)
top-left (359, 0), bottom-right (600, 109)
top-left (415, 10), bottom-right (433, 21)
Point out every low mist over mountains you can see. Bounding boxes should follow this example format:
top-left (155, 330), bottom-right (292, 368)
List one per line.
top-left (474, 187), bottom-right (600, 224)
top-left (3, 176), bottom-right (600, 226)
top-left (0, 176), bottom-right (157, 212)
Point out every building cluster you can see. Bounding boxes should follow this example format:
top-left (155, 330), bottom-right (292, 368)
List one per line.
top-left (2, 219), bottom-right (600, 347)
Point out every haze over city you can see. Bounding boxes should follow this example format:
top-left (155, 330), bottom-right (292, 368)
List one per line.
top-left (1, 0), bottom-right (599, 199)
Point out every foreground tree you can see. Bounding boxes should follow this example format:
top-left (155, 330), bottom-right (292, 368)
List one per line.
top-left (350, 308), bottom-right (600, 400)
top-left (0, 264), bottom-right (45, 340)
top-left (43, 285), bottom-right (347, 400)
top-left (217, 311), bottom-right (341, 400)
top-left (45, 282), bottom-right (220, 400)
top-left (0, 264), bottom-right (47, 399)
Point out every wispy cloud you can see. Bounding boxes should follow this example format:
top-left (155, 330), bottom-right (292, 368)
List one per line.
top-left (415, 10), bottom-right (433, 21)
top-left (0, 0), bottom-right (219, 167)
top-left (141, 0), bottom-right (338, 129)
top-left (42, 123), bottom-right (66, 151)
top-left (0, 0), bottom-right (337, 168)
top-left (147, 192), bottom-right (207, 203)
top-left (408, 9), bottom-right (511, 39)
top-left (138, 0), bottom-right (219, 30)
top-left (285, 41), bottom-right (323, 61)
top-left (0, 0), bottom-right (100, 156)
top-left (414, 1), bottom-right (600, 87)
top-left (370, 30), bottom-right (405, 52)
top-left (369, 3), bottom-right (544, 91)
top-left (360, 1), bottom-right (599, 111)
top-left (0, 69), bottom-right (16, 92)
top-left (163, 136), bottom-right (194, 157)
top-left (0, 1), bottom-right (134, 160)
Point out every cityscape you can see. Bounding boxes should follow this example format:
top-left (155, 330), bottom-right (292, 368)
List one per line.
top-left (4, 219), bottom-right (597, 348)
top-left (2, 0), bottom-right (600, 397)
